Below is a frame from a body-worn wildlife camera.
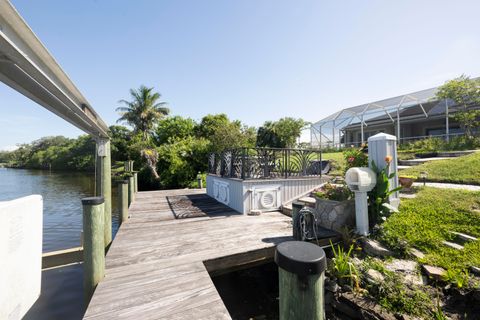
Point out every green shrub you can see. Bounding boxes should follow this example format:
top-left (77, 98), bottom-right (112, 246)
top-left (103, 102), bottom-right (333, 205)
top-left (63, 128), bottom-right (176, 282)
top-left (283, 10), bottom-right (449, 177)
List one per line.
top-left (343, 147), bottom-right (368, 173)
top-left (313, 183), bottom-right (352, 201)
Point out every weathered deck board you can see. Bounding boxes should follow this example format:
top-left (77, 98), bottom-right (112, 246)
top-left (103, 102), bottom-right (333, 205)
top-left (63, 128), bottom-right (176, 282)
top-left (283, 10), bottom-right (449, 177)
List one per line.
top-left (83, 189), bottom-right (293, 319)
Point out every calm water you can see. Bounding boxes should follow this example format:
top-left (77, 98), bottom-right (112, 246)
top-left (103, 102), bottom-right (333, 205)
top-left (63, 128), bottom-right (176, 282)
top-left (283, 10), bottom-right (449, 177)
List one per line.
top-left (0, 168), bottom-right (120, 319)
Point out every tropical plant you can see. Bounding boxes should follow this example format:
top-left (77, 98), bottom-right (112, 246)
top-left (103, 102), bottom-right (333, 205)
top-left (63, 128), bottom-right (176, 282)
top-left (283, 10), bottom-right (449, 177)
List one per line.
top-left (368, 158), bottom-right (402, 226)
top-left (116, 85), bottom-right (170, 140)
top-left (343, 146), bottom-right (368, 173)
top-left (330, 242), bottom-right (360, 290)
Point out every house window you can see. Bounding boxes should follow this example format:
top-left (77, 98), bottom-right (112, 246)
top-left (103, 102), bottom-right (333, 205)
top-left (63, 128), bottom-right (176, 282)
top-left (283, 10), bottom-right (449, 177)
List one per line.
top-left (426, 127), bottom-right (462, 136)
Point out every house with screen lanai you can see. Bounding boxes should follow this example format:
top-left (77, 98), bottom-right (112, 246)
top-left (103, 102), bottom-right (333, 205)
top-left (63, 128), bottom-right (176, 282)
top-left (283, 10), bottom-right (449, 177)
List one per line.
top-left (310, 79), bottom-right (480, 148)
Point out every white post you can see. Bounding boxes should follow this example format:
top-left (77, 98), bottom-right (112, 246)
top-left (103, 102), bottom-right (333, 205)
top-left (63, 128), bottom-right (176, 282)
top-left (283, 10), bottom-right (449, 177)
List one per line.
top-left (332, 121), bottom-right (335, 149)
top-left (368, 133), bottom-right (400, 208)
top-left (319, 126), bottom-right (323, 149)
top-left (360, 116), bottom-right (364, 146)
top-left (355, 191), bottom-right (369, 236)
top-left (396, 109), bottom-right (401, 144)
top-left (445, 99), bottom-right (449, 142)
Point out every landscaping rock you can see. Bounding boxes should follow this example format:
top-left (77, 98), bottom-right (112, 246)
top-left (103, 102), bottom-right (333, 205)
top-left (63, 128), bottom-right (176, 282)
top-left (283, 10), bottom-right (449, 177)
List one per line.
top-left (470, 266), bottom-right (480, 276)
top-left (336, 293), bottom-right (397, 320)
top-left (442, 240), bottom-right (464, 250)
top-left (385, 259), bottom-right (416, 273)
top-left (409, 248), bottom-right (425, 260)
top-left (366, 269), bottom-right (384, 284)
top-left (326, 281), bottom-right (340, 293)
top-left (362, 239), bottom-right (393, 257)
top-left (449, 231), bottom-right (477, 243)
top-left (422, 265), bottom-right (446, 281)
top-left (403, 274), bottom-right (424, 286)
top-left (385, 259), bottom-right (423, 286)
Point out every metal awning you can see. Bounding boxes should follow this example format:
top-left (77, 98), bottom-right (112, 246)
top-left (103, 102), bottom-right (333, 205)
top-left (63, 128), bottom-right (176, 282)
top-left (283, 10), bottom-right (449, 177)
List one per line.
top-left (0, 0), bottom-right (109, 138)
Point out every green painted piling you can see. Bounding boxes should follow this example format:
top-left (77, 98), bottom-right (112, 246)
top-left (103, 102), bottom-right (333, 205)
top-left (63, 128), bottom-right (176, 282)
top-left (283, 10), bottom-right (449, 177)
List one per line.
top-left (82, 196), bottom-right (105, 305)
top-left (275, 241), bottom-right (326, 320)
top-left (128, 175), bottom-right (135, 206)
top-left (133, 172), bottom-right (138, 193)
top-left (118, 180), bottom-right (129, 223)
top-left (292, 202), bottom-right (303, 240)
top-left (95, 139), bottom-right (112, 248)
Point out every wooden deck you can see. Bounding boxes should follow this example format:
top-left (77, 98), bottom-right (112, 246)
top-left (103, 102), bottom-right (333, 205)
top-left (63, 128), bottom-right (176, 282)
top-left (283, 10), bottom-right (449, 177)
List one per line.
top-left (83, 189), bottom-right (295, 319)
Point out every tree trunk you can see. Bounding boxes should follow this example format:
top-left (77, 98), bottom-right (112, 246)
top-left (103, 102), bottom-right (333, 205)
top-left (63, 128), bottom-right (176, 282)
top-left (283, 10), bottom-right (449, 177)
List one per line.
top-left (141, 149), bottom-right (160, 180)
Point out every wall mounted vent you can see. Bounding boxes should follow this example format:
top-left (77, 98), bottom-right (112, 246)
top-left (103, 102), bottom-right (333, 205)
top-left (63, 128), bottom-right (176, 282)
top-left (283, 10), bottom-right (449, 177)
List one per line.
top-left (251, 185), bottom-right (281, 212)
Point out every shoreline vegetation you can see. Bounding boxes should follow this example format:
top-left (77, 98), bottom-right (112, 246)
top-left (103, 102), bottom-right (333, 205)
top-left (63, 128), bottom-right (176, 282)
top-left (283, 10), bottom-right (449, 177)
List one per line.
top-left (0, 115), bottom-right (306, 192)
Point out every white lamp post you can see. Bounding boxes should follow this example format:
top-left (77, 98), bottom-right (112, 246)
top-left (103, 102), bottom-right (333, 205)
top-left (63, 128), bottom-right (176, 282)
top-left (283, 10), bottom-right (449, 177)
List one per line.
top-left (345, 167), bottom-right (377, 236)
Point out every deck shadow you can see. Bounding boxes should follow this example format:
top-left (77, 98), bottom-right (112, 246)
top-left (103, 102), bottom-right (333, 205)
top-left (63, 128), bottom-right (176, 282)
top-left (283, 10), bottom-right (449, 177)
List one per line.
top-left (166, 193), bottom-right (240, 219)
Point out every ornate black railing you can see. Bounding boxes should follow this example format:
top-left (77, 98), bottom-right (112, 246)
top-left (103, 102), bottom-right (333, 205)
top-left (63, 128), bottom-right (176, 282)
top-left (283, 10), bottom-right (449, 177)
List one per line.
top-left (208, 147), bottom-right (323, 179)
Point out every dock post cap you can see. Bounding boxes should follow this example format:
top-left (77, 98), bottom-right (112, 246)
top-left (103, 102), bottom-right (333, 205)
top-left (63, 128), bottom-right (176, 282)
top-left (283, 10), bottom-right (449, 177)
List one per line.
top-left (81, 196), bottom-right (105, 205)
top-left (275, 241), bottom-right (326, 276)
top-left (292, 202), bottom-right (304, 209)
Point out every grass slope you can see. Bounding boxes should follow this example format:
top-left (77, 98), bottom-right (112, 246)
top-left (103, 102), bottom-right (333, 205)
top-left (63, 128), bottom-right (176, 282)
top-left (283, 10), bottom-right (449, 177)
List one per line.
top-left (380, 187), bottom-right (480, 272)
top-left (400, 152), bottom-right (480, 185)
top-left (322, 152), bottom-right (345, 176)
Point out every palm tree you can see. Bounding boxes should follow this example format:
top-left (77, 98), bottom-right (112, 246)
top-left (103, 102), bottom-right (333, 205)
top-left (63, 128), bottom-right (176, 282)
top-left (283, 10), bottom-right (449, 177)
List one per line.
top-left (116, 85), bottom-right (170, 140)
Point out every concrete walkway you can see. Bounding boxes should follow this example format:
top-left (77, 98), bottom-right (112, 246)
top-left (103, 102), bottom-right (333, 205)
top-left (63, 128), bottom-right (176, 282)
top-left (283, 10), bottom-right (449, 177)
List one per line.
top-left (413, 182), bottom-right (480, 192)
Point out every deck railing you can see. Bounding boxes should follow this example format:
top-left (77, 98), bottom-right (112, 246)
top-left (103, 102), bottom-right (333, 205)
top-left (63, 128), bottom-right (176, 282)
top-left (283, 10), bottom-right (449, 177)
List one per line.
top-left (208, 147), bottom-right (323, 180)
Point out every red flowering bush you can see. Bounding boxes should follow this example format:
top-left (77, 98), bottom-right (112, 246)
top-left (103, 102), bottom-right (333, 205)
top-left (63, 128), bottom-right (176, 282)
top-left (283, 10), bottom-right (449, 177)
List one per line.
top-left (343, 146), bottom-right (368, 173)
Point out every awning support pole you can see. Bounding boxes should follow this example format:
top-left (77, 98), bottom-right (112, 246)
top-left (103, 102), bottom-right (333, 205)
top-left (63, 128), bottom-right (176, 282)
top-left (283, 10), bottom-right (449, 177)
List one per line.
top-left (445, 99), bottom-right (450, 142)
top-left (360, 115), bottom-right (364, 145)
top-left (332, 121), bottom-right (335, 149)
top-left (396, 109), bottom-right (401, 143)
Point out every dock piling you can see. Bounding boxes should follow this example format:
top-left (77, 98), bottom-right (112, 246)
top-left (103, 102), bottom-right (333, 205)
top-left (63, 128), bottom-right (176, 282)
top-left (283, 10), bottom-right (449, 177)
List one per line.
top-left (291, 202), bottom-right (303, 240)
top-left (118, 180), bottom-right (129, 223)
top-left (133, 172), bottom-right (138, 193)
top-left (275, 241), bottom-right (326, 320)
top-left (82, 196), bottom-right (105, 305)
top-left (95, 139), bottom-right (112, 247)
top-left (128, 175), bottom-right (135, 206)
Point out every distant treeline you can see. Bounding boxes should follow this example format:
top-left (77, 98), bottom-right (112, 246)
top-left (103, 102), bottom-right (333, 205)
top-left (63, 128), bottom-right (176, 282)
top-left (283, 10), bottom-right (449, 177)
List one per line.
top-left (1, 114), bottom-right (306, 190)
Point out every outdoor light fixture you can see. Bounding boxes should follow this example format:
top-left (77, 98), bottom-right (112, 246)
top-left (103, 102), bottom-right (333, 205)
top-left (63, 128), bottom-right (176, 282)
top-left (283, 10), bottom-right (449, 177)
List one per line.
top-left (419, 171), bottom-right (428, 186)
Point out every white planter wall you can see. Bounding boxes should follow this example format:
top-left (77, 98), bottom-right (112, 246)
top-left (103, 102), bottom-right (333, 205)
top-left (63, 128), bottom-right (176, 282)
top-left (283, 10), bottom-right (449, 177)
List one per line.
top-left (207, 174), bottom-right (325, 214)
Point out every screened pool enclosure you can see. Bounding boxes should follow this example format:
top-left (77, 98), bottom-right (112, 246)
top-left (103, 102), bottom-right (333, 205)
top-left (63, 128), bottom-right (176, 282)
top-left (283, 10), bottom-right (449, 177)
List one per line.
top-left (310, 83), bottom-right (472, 148)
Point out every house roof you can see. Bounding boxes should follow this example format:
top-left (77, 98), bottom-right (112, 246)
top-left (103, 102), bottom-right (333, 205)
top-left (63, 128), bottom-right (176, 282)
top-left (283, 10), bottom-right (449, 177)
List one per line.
top-left (312, 76), bottom-right (480, 134)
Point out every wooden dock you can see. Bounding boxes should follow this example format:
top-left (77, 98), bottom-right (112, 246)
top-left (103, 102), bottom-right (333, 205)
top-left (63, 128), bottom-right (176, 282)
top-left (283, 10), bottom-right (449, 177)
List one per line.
top-left (83, 189), bottom-right (296, 319)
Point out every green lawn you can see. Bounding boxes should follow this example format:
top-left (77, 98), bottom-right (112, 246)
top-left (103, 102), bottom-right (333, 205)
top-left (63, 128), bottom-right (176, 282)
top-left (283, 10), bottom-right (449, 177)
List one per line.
top-left (380, 187), bottom-right (480, 273)
top-left (322, 152), bottom-right (345, 176)
top-left (400, 152), bottom-right (480, 185)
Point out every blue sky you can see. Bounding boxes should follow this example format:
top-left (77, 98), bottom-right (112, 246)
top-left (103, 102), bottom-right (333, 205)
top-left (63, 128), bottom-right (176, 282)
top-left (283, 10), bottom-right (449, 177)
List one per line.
top-left (2, 0), bottom-right (480, 150)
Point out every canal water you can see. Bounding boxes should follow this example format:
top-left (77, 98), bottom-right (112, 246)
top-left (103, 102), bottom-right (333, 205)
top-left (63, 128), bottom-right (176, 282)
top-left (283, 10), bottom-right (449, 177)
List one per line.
top-left (0, 168), bottom-right (120, 319)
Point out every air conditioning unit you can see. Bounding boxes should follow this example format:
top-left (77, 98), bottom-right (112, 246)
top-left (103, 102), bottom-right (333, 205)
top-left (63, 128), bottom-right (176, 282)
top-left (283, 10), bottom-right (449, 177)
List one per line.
top-left (250, 185), bottom-right (281, 212)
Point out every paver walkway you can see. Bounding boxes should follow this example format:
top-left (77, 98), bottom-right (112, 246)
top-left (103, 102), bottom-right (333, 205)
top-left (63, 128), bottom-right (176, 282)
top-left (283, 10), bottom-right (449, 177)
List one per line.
top-left (412, 182), bottom-right (480, 192)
